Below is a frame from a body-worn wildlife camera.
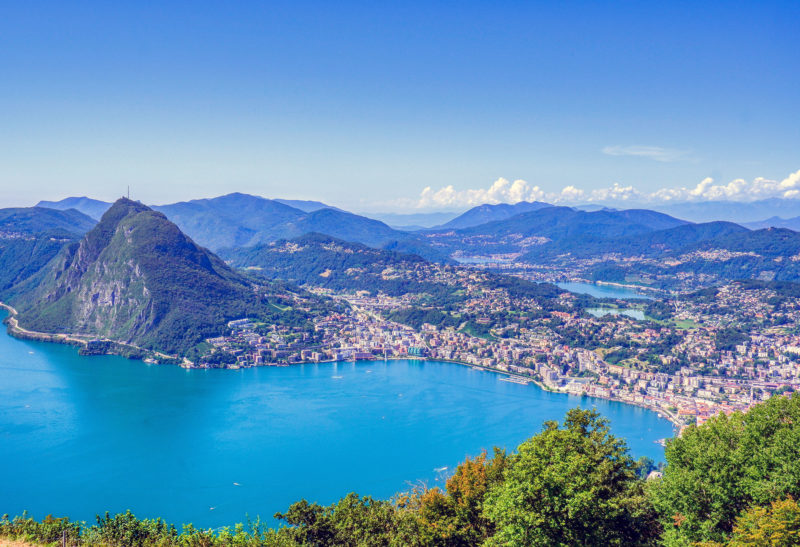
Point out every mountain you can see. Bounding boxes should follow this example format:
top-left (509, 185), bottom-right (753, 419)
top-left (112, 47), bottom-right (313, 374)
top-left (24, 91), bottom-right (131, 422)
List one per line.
top-left (469, 207), bottom-right (687, 238)
top-left (367, 211), bottom-right (463, 230)
top-left (436, 201), bottom-right (553, 230)
top-left (512, 218), bottom-right (800, 290)
top-left (274, 198), bottom-right (339, 212)
top-left (0, 236), bottom-right (77, 293)
top-left (414, 205), bottom-right (797, 290)
top-left (151, 193), bottom-right (306, 250)
top-left (523, 220), bottom-right (749, 261)
top-left (635, 227), bottom-right (800, 286)
top-left (649, 199), bottom-right (800, 224)
top-left (573, 204), bottom-right (619, 212)
top-left (27, 194), bottom-right (447, 260)
top-left (220, 233), bottom-right (569, 329)
top-left (744, 216), bottom-right (800, 231)
top-left (280, 208), bottom-right (414, 249)
top-left (221, 233), bottom-right (433, 295)
top-left (9, 198), bottom-right (276, 356)
top-left (163, 194), bottom-right (452, 261)
top-left (154, 194), bottom-right (428, 252)
top-left (35, 197), bottom-right (113, 221)
top-left (154, 194), bottom-right (435, 253)
top-left (1, 206), bottom-right (97, 235)
top-left (613, 221), bottom-right (748, 253)
top-left (424, 206), bottom-right (689, 257)
top-left (35, 194), bottom-right (308, 250)
top-left (0, 207), bottom-right (98, 293)
top-left (35, 194), bottom-right (336, 226)
top-left (695, 227), bottom-right (800, 257)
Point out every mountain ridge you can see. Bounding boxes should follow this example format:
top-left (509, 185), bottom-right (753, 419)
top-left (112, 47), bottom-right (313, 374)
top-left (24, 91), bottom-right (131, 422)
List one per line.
top-left (0, 206), bottom-right (98, 294)
top-left (2, 206), bottom-right (97, 235)
top-left (36, 194), bottom-right (445, 259)
top-left (435, 200), bottom-right (553, 230)
top-left (35, 197), bottom-right (112, 221)
top-left (10, 198), bottom-right (273, 356)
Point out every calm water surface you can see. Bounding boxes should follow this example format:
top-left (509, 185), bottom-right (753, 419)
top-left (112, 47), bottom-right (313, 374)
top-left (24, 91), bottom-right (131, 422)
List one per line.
top-left (587, 308), bottom-right (646, 320)
top-left (558, 281), bottom-right (653, 300)
top-left (0, 317), bottom-right (672, 528)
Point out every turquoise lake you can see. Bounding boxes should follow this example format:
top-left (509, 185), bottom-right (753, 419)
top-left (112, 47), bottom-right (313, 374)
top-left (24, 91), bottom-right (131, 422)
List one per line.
top-left (557, 281), bottom-right (653, 300)
top-left (0, 318), bottom-right (673, 529)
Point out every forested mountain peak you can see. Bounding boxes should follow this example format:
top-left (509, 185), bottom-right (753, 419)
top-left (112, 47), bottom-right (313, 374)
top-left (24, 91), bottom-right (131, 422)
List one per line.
top-left (10, 198), bottom-right (271, 356)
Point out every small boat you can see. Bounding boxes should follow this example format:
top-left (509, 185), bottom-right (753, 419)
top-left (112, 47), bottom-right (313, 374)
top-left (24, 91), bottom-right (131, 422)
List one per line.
top-left (500, 376), bottom-right (530, 385)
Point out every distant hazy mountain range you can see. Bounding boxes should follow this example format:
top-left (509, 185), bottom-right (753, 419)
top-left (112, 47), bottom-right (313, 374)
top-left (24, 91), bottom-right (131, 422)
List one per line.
top-left (744, 216), bottom-right (800, 231)
top-left (37, 194), bottom-right (800, 228)
top-left (24, 193), bottom-right (800, 289)
top-left (415, 205), bottom-right (800, 288)
top-left (36, 197), bottom-right (113, 221)
top-left (35, 194), bottom-right (449, 261)
top-left (433, 201), bottom-right (553, 230)
top-left (423, 206), bottom-right (688, 256)
top-left (646, 199), bottom-right (800, 224)
top-left (367, 211), bottom-right (461, 230)
top-left (1, 206), bottom-right (96, 235)
top-left (273, 198), bottom-right (341, 213)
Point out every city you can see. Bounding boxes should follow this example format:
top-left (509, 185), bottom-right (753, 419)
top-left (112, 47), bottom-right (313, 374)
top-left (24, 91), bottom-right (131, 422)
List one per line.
top-left (200, 272), bottom-right (800, 431)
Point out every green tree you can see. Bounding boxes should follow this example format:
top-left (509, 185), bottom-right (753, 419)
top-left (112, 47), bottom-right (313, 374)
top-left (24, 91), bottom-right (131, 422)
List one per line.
top-left (483, 408), bottom-right (660, 546)
top-left (650, 393), bottom-right (800, 545)
top-left (727, 497), bottom-right (800, 546)
top-left (275, 493), bottom-right (397, 546)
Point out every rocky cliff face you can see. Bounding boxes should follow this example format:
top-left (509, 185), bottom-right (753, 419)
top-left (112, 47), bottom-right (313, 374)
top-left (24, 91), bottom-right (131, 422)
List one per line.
top-left (13, 198), bottom-right (266, 356)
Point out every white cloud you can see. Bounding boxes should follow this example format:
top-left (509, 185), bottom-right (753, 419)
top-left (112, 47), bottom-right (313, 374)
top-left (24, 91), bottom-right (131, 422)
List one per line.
top-left (602, 145), bottom-right (691, 163)
top-left (410, 169), bottom-right (800, 209)
top-left (588, 182), bottom-right (642, 202)
top-left (658, 170), bottom-right (800, 202)
top-left (418, 178), bottom-right (549, 208)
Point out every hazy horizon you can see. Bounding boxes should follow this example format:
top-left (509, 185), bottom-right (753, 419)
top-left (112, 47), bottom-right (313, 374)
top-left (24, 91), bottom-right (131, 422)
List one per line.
top-left (24, 190), bottom-right (800, 228)
top-left (1, 1), bottom-right (798, 212)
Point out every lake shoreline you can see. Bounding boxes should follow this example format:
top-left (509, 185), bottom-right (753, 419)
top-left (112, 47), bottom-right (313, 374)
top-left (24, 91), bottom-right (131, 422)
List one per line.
top-left (0, 303), bottom-right (181, 364)
top-left (0, 303), bottom-right (680, 430)
top-left (0, 329), bottom-right (674, 528)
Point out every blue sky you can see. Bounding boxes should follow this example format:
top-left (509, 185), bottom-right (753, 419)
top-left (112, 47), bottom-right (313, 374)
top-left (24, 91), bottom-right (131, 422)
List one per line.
top-left (1, 1), bottom-right (798, 211)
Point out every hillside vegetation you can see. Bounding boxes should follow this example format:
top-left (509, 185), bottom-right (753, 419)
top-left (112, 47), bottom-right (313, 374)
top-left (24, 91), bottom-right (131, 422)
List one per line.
top-left (222, 233), bottom-right (576, 337)
top-left (5, 396), bottom-right (800, 546)
top-left (8, 199), bottom-right (315, 356)
top-left (0, 207), bottom-right (96, 236)
top-left (0, 206), bottom-right (97, 296)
